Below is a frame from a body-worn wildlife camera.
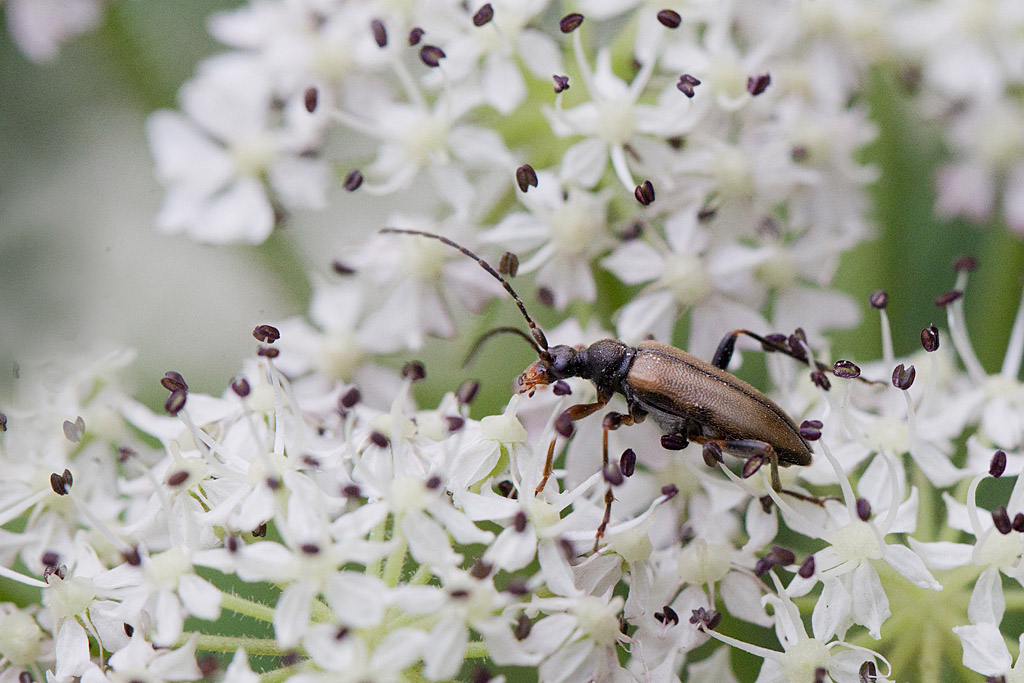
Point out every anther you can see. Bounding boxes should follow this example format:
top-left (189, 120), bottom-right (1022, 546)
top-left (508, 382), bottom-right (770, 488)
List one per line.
top-left (498, 252), bottom-right (519, 277)
top-left (63, 417), bottom-right (85, 443)
top-left (231, 377), bottom-right (251, 397)
top-left (555, 412), bottom-right (574, 438)
top-left (426, 475), bottom-right (442, 490)
top-left (657, 9), bottom-right (682, 28)
top-left (342, 483), bottom-right (362, 499)
top-left (814, 668), bottom-right (827, 683)
top-left (661, 605), bottom-right (679, 625)
top-left (892, 363), bottom-right (916, 390)
top-left (798, 554), bottom-right (816, 578)
top-left (257, 346), bottom-right (279, 358)
top-left (697, 207), bottom-right (717, 222)
top-left (536, 287), bottom-right (555, 306)
top-left (677, 74), bottom-right (701, 98)
top-left (833, 360), bottom-right (861, 379)
top-left (470, 559), bottom-right (493, 578)
top-left (252, 523), bottom-right (267, 538)
top-left (552, 380), bottom-right (572, 396)
top-left (603, 412), bottom-right (623, 430)
top-left (553, 75), bottom-right (570, 93)
top-left (869, 289), bottom-right (889, 309)
top-left (226, 536), bottom-right (240, 553)
top-left (123, 546), bottom-right (141, 566)
top-left (165, 389), bottom-right (186, 416)
top-left (198, 658), bottom-right (219, 678)
top-left (166, 470), bottom-right (189, 487)
top-left (993, 506), bottom-right (1012, 535)
top-left (0, 413), bottom-right (6, 431)
top-left (791, 146), bottom-right (808, 161)
top-left (810, 369), bottom-right (832, 390)
top-left (954, 256), bottom-right (978, 272)
top-left (49, 471), bottom-right (68, 494)
top-left (303, 87), bottom-right (318, 113)
top-left (702, 441), bottom-right (723, 467)
top-left (856, 497), bottom-right (871, 521)
top-left (514, 614), bottom-right (532, 640)
top-left (558, 536), bottom-right (575, 560)
top-left (332, 260), bottom-right (356, 275)
top-left (281, 652), bottom-right (301, 667)
top-left (620, 448), bottom-right (636, 477)
top-left (446, 416), bottom-right (465, 432)
top-left (371, 18), bottom-right (387, 47)
top-left (408, 27), bottom-right (425, 45)
top-left (515, 164), bottom-right (538, 192)
top-left (302, 454), bottom-right (320, 468)
top-left (935, 291), bottom-right (963, 307)
top-left (369, 432), bottom-right (389, 448)
top-left (118, 446), bottom-right (135, 462)
top-left (991, 450), bottom-right (1007, 478)
top-left (496, 480), bottom-right (515, 497)
top-left (513, 510), bottom-right (528, 532)
top-left (1013, 513), bottom-right (1024, 532)
top-left (505, 580), bottom-right (528, 595)
top-left (660, 484), bottom-right (678, 499)
top-left (18, 672), bottom-right (33, 683)
top-left (635, 179), bottom-right (656, 205)
top-left (162, 371), bottom-right (188, 392)
top-left (420, 45), bottom-right (446, 67)
top-left (741, 455), bottom-right (764, 478)
top-left (604, 464), bottom-right (624, 486)
top-left (559, 13), bottom-right (584, 33)
top-left (401, 360), bottom-right (426, 381)
top-left (301, 543), bottom-right (321, 555)
top-left (619, 221), bottom-right (643, 240)
top-left (661, 433), bottom-right (687, 450)
top-left (253, 324), bottom-right (280, 343)
top-left (456, 380), bottom-right (479, 404)
top-left (747, 73), bottom-right (771, 95)
top-left (123, 623), bottom-right (134, 638)
top-left (859, 660), bottom-right (877, 682)
top-left (920, 324), bottom-right (939, 352)
top-left (41, 551), bottom-right (60, 568)
top-left (339, 387), bottom-right (361, 410)
top-left (472, 4), bottom-right (494, 26)
top-left (344, 169), bottom-right (364, 191)
top-left (799, 420), bottom-right (823, 441)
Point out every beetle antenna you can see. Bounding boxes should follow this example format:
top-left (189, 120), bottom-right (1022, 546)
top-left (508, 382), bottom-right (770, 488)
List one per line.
top-left (380, 228), bottom-right (551, 360)
top-left (463, 327), bottom-right (545, 368)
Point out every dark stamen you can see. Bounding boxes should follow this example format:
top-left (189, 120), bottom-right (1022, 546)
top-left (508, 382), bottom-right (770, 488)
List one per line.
top-left (344, 169), bottom-right (364, 191)
top-left (516, 164), bottom-right (538, 192)
top-left (473, 4), bottom-right (494, 26)
top-left (635, 179), bottom-right (655, 205)
top-left (993, 506), bottom-right (1012, 534)
top-left (991, 450), bottom-right (1007, 478)
top-left (657, 9), bottom-right (681, 28)
top-left (661, 434), bottom-right (687, 450)
top-left (371, 19), bottom-right (387, 47)
top-left (856, 497), bottom-right (871, 521)
top-left (408, 27), bottom-right (425, 45)
top-left (253, 324), bottom-right (280, 343)
top-left (559, 13), bottom-right (584, 33)
top-left (935, 290), bottom-right (962, 307)
top-left (420, 45), bottom-right (446, 67)
top-left (620, 448), bottom-right (636, 477)
top-left (553, 75), bottom-right (570, 93)
top-left (869, 289), bottom-right (889, 309)
top-left (677, 74), bottom-right (701, 97)
top-left (747, 73), bottom-right (771, 95)
top-left (303, 87), bottom-right (319, 113)
top-left (892, 363), bottom-right (916, 390)
top-left (833, 360), bottom-right (861, 378)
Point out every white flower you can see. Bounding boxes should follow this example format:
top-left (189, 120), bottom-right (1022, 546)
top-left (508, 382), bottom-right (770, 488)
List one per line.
top-left (3, 0), bottom-right (102, 63)
top-left (147, 54), bottom-right (328, 244)
top-left (482, 171), bottom-right (612, 309)
top-left (600, 206), bottom-right (768, 357)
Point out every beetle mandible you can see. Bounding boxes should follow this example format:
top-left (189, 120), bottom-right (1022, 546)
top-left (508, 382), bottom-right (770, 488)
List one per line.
top-left (381, 228), bottom-right (818, 546)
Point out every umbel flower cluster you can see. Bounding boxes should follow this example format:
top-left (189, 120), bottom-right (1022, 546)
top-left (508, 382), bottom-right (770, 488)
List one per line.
top-left (5, 0), bottom-right (1024, 681)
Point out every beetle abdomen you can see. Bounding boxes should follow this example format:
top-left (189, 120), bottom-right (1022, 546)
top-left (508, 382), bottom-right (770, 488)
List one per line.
top-left (626, 341), bottom-right (812, 466)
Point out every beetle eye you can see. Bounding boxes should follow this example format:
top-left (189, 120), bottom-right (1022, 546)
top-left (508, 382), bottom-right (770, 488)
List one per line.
top-left (552, 353), bottom-right (571, 376)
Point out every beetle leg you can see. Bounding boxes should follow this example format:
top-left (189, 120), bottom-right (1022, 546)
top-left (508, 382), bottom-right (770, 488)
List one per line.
top-left (595, 411), bottom-right (637, 551)
top-left (689, 436), bottom-right (784, 491)
top-left (535, 392), bottom-right (611, 496)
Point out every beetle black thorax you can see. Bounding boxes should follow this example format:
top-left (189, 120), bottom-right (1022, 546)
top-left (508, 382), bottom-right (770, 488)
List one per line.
top-left (569, 339), bottom-right (636, 395)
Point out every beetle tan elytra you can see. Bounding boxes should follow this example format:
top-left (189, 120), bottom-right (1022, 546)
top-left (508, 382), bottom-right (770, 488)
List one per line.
top-left (381, 228), bottom-right (817, 547)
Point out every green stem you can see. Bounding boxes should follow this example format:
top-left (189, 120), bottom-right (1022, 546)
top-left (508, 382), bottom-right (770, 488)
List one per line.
top-left (1002, 588), bottom-right (1024, 608)
top-left (368, 519), bottom-right (388, 578)
top-left (409, 563), bottom-right (433, 586)
top-left (310, 596), bottom-right (333, 623)
top-left (260, 662), bottom-right (307, 683)
top-left (464, 642), bottom-right (489, 659)
top-left (182, 632), bottom-right (287, 656)
top-left (912, 457), bottom-right (937, 542)
top-left (383, 537), bottom-right (409, 588)
top-left (220, 592), bottom-right (277, 623)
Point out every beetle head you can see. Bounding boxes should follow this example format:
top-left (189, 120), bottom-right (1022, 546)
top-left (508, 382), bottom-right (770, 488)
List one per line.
top-left (516, 345), bottom-right (580, 396)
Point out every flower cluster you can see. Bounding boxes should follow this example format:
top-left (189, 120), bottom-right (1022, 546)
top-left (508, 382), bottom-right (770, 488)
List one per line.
top-left (7, 0), bottom-right (1024, 681)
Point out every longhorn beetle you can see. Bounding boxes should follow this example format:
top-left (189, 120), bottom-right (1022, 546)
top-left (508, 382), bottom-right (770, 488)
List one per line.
top-left (382, 228), bottom-right (827, 548)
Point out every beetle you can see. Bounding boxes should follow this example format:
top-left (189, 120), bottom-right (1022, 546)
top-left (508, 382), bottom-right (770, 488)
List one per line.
top-left (381, 228), bottom-right (821, 545)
